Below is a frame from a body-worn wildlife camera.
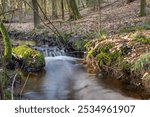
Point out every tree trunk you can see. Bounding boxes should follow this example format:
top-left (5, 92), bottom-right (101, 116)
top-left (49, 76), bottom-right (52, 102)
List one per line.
top-left (43, 0), bottom-right (47, 19)
top-left (86, 0), bottom-right (90, 7)
top-left (66, 0), bottom-right (81, 20)
top-left (77, 0), bottom-right (81, 6)
top-left (81, 0), bottom-right (85, 8)
top-left (32, 0), bottom-right (40, 28)
top-left (1, 0), bottom-right (7, 20)
top-left (140, 0), bottom-right (146, 16)
top-left (61, 0), bottom-right (65, 20)
top-left (52, 0), bottom-right (58, 19)
top-left (17, 0), bottom-right (23, 23)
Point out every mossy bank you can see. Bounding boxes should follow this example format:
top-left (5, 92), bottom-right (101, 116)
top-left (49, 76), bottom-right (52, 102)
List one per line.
top-left (83, 30), bottom-right (150, 95)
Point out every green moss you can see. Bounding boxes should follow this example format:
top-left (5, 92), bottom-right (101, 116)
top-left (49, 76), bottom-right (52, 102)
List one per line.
top-left (12, 45), bottom-right (45, 69)
top-left (0, 22), bottom-right (12, 62)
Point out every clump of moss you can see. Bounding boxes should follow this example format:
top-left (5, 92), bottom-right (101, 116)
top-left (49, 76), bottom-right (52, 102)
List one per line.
top-left (0, 22), bottom-right (12, 62)
top-left (12, 45), bottom-right (45, 71)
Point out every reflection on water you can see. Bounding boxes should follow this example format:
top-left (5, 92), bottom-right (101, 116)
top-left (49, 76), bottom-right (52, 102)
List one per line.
top-left (14, 56), bottom-right (140, 100)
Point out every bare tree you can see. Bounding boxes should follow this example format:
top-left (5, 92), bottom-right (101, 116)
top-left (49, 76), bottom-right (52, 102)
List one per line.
top-left (32, 0), bottom-right (40, 28)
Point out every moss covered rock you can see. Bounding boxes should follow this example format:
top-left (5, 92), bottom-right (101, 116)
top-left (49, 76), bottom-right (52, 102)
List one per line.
top-left (12, 45), bottom-right (45, 72)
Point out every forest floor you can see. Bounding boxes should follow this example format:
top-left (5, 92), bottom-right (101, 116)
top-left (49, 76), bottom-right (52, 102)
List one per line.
top-left (6, 0), bottom-right (150, 39)
top-left (1, 0), bottom-right (150, 98)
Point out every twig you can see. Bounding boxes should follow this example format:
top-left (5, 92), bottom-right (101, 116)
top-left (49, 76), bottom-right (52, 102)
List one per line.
top-left (6, 9), bottom-right (15, 31)
top-left (19, 72), bottom-right (31, 99)
top-left (0, 9), bottom-right (19, 16)
top-left (11, 73), bottom-right (18, 100)
top-left (36, 1), bottom-right (62, 38)
top-left (36, 1), bottom-right (64, 47)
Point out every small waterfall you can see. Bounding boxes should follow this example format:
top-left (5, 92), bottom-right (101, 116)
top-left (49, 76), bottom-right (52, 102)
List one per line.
top-left (33, 45), bottom-right (65, 57)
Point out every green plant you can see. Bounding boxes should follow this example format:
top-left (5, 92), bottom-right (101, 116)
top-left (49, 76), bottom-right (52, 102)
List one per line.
top-left (74, 39), bottom-right (87, 51)
top-left (84, 41), bottom-right (91, 49)
top-left (119, 26), bottom-right (136, 35)
top-left (120, 61), bottom-right (131, 73)
top-left (87, 48), bottom-right (95, 58)
top-left (96, 51), bottom-right (111, 66)
top-left (132, 53), bottom-right (150, 73)
top-left (4, 89), bottom-right (11, 99)
top-left (61, 31), bottom-right (72, 43)
top-left (143, 20), bottom-right (150, 30)
top-left (111, 50), bottom-right (123, 65)
top-left (118, 20), bottom-right (150, 35)
top-left (133, 34), bottom-right (150, 44)
top-left (89, 43), bottom-right (119, 66)
top-left (95, 30), bottom-right (107, 40)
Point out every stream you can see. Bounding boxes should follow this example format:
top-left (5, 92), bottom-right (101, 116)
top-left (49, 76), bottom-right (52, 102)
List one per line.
top-left (12, 44), bottom-right (143, 100)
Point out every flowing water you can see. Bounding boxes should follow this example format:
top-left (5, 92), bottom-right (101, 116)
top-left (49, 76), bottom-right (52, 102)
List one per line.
top-left (13, 46), bottom-right (145, 100)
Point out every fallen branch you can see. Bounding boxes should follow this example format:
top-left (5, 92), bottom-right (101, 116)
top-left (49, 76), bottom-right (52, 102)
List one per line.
top-left (11, 72), bottom-right (18, 100)
top-left (19, 72), bottom-right (31, 99)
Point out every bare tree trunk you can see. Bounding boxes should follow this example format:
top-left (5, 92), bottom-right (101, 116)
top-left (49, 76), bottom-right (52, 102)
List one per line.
top-left (52, 0), bottom-right (58, 19)
top-left (140, 0), bottom-right (146, 16)
top-left (32, 0), bottom-right (40, 28)
top-left (66, 0), bottom-right (81, 20)
top-left (43, 0), bottom-right (47, 19)
top-left (1, 0), bottom-right (7, 20)
top-left (61, 0), bottom-right (65, 20)
top-left (81, 0), bottom-right (85, 8)
top-left (17, 0), bottom-right (23, 23)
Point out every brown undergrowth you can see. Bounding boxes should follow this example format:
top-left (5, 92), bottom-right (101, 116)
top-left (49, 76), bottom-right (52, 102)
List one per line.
top-left (84, 29), bottom-right (150, 94)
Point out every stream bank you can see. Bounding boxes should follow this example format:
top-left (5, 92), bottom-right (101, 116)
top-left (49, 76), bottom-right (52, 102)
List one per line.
top-left (83, 31), bottom-right (150, 97)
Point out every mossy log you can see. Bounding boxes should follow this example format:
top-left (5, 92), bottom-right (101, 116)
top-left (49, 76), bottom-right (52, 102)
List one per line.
top-left (0, 22), bottom-right (12, 62)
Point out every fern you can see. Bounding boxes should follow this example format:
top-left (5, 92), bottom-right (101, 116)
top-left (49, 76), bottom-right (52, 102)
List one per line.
top-left (133, 34), bottom-right (150, 44)
top-left (87, 49), bottom-right (95, 58)
top-left (132, 53), bottom-right (150, 73)
top-left (96, 51), bottom-right (111, 66)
